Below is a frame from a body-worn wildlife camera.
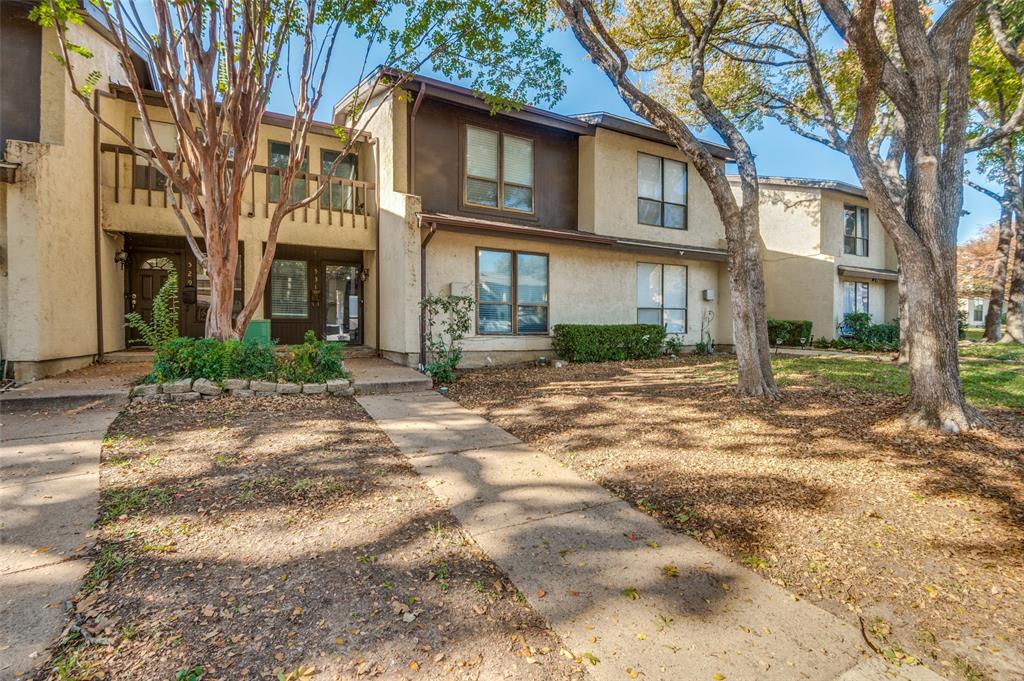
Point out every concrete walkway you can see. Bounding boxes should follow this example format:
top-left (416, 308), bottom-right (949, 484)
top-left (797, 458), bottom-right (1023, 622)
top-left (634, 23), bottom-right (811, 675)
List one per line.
top-left (346, 357), bottom-right (432, 395)
top-left (0, 366), bottom-right (137, 680)
top-left (358, 391), bottom-right (945, 681)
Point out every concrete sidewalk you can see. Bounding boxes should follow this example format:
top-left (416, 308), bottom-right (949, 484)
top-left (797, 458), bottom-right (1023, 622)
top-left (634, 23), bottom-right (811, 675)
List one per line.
top-left (1, 396), bottom-right (125, 679)
top-left (358, 391), bottom-right (945, 681)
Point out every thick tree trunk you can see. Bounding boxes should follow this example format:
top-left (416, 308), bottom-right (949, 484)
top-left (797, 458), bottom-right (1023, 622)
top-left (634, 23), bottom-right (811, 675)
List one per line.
top-left (203, 209), bottom-right (241, 341)
top-left (983, 202), bottom-right (1014, 341)
top-left (727, 215), bottom-right (779, 397)
top-left (1001, 211), bottom-right (1024, 343)
top-left (900, 242), bottom-right (980, 431)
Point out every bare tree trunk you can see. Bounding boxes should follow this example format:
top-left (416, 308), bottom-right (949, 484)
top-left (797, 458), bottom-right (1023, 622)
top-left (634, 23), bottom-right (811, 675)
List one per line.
top-left (896, 267), bottom-right (910, 364)
top-left (727, 209), bottom-right (778, 395)
top-left (900, 242), bottom-right (978, 430)
top-left (983, 202), bottom-right (1014, 341)
top-left (1002, 211), bottom-right (1024, 343)
top-left (203, 206), bottom-right (240, 341)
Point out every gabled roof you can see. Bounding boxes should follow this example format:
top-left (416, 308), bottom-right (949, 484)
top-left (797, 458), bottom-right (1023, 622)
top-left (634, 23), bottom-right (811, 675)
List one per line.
top-left (573, 112), bottom-right (734, 161)
top-left (731, 174), bottom-right (868, 200)
top-left (334, 66), bottom-right (734, 159)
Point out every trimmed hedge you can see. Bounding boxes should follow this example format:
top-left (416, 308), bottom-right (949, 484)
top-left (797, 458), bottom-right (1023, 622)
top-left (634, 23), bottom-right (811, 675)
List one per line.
top-left (767, 319), bottom-right (813, 346)
top-left (552, 324), bottom-right (667, 363)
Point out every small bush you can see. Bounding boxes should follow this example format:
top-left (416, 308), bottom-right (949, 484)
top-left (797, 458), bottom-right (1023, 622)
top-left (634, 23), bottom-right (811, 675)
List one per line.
top-left (553, 324), bottom-right (666, 363)
top-left (664, 336), bottom-right (685, 355)
top-left (767, 319), bottom-right (813, 346)
top-left (146, 336), bottom-right (282, 383)
top-left (276, 330), bottom-right (347, 383)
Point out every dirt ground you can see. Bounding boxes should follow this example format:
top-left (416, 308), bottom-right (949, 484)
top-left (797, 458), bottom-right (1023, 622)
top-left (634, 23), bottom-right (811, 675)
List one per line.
top-left (449, 357), bottom-right (1024, 681)
top-left (33, 395), bottom-right (583, 681)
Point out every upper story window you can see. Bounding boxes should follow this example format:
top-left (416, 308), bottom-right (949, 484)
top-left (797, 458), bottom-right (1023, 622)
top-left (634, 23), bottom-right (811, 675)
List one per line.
top-left (132, 119), bottom-right (177, 191)
top-left (638, 153), bottom-right (687, 230)
top-left (477, 248), bottom-right (548, 335)
top-left (465, 125), bottom-right (534, 214)
top-left (844, 205), bottom-right (869, 256)
top-left (268, 141), bottom-right (308, 204)
top-left (320, 150), bottom-right (357, 211)
top-left (637, 263), bottom-right (687, 334)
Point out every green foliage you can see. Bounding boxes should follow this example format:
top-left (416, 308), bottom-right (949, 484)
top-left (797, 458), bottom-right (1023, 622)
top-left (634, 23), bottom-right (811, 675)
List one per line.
top-left (553, 324), bottom-right (667, 363)
top-left (766, 319), bottom-right (813, 346)
top-left (125, 267), bottom-right (179, 352)
top-left (276, 331), bottom-right (348, 383)
top-left (957, 309), bottom-right (969, 340)
top-left (148, 337), bottom-right (278, 383)
top-left (420, 294), bottom-right (475, 384)
top-left (664, 336), bottom-right (685, 355)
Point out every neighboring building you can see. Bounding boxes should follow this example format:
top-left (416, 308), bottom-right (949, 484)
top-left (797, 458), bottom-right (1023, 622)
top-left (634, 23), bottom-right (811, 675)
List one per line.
top-left (732, 176), bottom-right (900, 340)
top-left (335, 72), bottom-right (737, 368)
top-left (5, 18), bottom-right (899, 381)
top-left (959, 297), bottom-right (1006, 328)
top-left (1, 6), bottom-right (375, 380)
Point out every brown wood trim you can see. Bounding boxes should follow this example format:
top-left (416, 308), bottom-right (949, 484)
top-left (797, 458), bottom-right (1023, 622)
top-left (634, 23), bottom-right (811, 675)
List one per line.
top-left (460, 121), bottom-right (538, 219)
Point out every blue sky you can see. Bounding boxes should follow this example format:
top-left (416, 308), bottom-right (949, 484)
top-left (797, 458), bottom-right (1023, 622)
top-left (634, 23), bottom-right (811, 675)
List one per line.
top-left (133, 7), bottom-right (1000, 243)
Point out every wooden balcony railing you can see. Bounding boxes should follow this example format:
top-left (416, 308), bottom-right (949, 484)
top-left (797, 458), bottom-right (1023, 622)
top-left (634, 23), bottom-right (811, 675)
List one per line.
top-left (100, 143), bottom-right (374, 226)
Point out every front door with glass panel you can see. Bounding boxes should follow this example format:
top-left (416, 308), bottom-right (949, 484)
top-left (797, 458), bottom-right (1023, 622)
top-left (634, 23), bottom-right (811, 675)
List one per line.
top-left (323, 263), bottom-right (361, 344)
top-left (128, 252), bottom-right (180, 344)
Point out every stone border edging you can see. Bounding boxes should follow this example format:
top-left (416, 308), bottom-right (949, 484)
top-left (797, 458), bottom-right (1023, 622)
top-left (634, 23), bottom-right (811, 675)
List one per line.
top-left (130, 377), bottom-right (354, 402)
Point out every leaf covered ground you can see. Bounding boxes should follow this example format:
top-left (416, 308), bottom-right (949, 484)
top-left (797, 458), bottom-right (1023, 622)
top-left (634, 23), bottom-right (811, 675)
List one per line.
top-left (448, 356), bottom-right (1024, 681)
top-left (33, 396), bottom-right (583, 681)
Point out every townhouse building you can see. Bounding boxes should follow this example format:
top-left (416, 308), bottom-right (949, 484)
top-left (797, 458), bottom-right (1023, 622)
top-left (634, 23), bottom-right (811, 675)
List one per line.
top-left (3, 9), bottom-right (896, 380)
top-left (735, 176), bottom-right (901, 340)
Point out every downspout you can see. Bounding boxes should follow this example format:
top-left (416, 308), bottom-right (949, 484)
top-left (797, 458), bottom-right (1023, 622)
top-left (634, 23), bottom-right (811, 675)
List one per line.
top-left (419, 220), bottom-right (437, 368)
top-left (372, 138), bottom-right (381, 357)
top-left (93, 91), bottom-right (105, 361)
top-left (408, 82), bottom-right (426, 195)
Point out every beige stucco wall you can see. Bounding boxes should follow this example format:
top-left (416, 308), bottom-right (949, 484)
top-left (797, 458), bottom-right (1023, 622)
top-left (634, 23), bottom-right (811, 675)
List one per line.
top-left (579, 128), bottom-right (727, 250)
top-left (423, 229), bottom-right (728, 366)
top-left (2, 22), bottom-right (129, 376)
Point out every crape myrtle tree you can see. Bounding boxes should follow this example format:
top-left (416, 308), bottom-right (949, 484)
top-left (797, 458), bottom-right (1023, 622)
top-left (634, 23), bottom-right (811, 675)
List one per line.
top-left (35, 0), bottom-right (566, 340)
top-left (752, 0), bottom-right (1023, 430)
top-left (965, 2), bottom-right (1024, 343)
top-left (555, 0), bottom-right (782, 399)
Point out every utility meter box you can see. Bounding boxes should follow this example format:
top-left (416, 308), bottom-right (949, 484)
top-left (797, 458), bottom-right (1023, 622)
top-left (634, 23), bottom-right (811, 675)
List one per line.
top-left (702, 289), bottom-right (716, 301)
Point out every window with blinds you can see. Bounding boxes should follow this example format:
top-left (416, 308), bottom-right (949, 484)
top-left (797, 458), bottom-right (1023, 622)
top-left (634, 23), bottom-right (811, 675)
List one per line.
top-left (637, 263), bottom-right (687, 333)
top-left (321, 150), bottom-right (357, 211)
top-left (132, 119), bottom-right (177, 191)
top-left (465, 126), bottom-right (534, 213)
top-left (477, 248), bottom-right (548, 334)
top-left (270, 259), bottom-right (308, 318)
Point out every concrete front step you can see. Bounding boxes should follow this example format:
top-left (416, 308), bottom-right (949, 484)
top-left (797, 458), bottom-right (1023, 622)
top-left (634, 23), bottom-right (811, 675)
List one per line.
top-left (345, 357), bottom-right (433, 395)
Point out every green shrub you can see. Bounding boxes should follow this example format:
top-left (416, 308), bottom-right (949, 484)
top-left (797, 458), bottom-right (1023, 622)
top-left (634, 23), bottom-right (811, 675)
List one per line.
top-left (125, 267), bottom-right (179, 352)
top-left (664, 336), bottom-right (685, 355)
top-left (147, 336), bottom-right (279, 383)
top-left (553, 324), bottom-right (666, 363)
top-left (276, 331), bottom-right (347, 383)
top-left (421, 294), bottom-right (475, 384)
top-left (766, 319), bottom-right (813, 346)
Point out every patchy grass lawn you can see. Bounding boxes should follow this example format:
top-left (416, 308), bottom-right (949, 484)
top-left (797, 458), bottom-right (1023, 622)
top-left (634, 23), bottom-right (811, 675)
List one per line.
top-left (773, 355), bottom-right (1024, 410)
top-left (449, 356), bottom-right (1024, 681)
top-left (959, 342), bottom-right (1024, 363)
top-left (35, 396), bottom-right (582, 681)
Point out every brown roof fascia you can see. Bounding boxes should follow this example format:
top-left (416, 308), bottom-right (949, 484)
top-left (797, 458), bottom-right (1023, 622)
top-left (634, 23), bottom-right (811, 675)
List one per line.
top-left (837, 265), bottom-right (898, 281)
top-left (418, 212), bottom-right (729, 262)
top-left (107, 84), bottom-right (369, 141)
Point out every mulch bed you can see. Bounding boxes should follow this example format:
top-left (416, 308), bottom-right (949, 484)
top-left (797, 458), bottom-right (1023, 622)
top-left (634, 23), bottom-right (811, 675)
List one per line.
top-left (33, 396), bottom-right (583, 681)
top-left (448, 357), bottom-right (1024, 681)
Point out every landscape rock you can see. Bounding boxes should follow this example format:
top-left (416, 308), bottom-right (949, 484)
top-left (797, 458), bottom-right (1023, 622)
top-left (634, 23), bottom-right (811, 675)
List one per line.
top-left (251, 380), bottom-right (278, 393)
top-left (230, 389), bottom-right (254, 398)
top-left (223, 379), bottom-right (249, 391)
top-left (162, 378), bottom-right (193, 394)
top-left (326, 378), bottom-right (351, 393)
top-left (553, 360), bottom-right (567, 369)
top-left (131, 384), bottom-right (160, 398)
top-left (193, 378), bottom-right (223, 396)
top-left (302, 383), bottom-right (327, 394)
top-left (277, 382), bottom-right (301, 394)
top-left (170, 392), bottom-right (201, 403)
